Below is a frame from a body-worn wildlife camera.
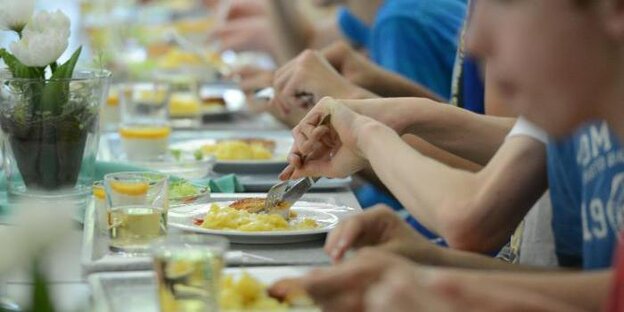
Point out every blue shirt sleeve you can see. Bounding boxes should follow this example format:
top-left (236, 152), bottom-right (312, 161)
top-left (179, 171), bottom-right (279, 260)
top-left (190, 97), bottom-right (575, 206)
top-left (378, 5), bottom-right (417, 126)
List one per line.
top-left (370, 17), bottom-right (454, 100)
top-left (336, 7), bottom-right (370, 48)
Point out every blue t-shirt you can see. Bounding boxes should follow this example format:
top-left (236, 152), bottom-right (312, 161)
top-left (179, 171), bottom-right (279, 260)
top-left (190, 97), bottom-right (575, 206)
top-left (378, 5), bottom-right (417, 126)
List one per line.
top-left (548, 121), bottom-right (624, 270)
top-left (337, 0), bottom-right (466, 101)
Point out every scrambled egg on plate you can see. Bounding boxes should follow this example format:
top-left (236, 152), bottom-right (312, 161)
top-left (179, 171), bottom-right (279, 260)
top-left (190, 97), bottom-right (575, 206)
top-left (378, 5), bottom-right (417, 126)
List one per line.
top-left (200, 140), bottom-right (273, 161)
top-left (199, 204), bottom-right (318, 232)
top-left (220, 272), bottom-right (288, 311)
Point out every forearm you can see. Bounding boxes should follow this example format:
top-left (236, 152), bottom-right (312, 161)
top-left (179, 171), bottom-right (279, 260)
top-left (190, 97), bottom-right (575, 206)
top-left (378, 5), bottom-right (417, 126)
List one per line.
top-left (347, 98), bottom-right (514, 165)
top-left (393, 240), bottom-right (552, 271)
top-left (366, 69), bottom-right (443, 101)
top-left (268, 0), bottom-right (315, 63)
top-left (449, 269), bottom-right (611, 311)
top-left (357, 123), bottom-right (478, 233)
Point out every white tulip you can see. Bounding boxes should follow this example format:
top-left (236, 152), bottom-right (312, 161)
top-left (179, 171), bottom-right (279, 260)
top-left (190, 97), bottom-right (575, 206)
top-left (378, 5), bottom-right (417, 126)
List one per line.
top-left (9, 10), bottom-right (71, 67)
top-left (0, 0), bottom-right (35, 32)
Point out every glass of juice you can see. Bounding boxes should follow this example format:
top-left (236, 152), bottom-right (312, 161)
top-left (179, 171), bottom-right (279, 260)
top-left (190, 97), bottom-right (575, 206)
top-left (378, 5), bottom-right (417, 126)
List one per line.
top-left (151, 234), bottom-right (229, 312)
top-left (119, 82), bottom-right (171, 161)
top-left (104, 172), bottom-right (169, 253)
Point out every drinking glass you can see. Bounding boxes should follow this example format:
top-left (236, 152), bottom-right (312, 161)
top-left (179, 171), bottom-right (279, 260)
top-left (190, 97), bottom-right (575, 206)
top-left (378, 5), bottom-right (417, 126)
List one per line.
top-left (119, 82), bottom-right (171, 161)
top-left (92, 181), bottom-right (109, 235)
top-left (151, 234), bottom-right (229, 312)
top-left (104, 172), bottom-right (169, 253)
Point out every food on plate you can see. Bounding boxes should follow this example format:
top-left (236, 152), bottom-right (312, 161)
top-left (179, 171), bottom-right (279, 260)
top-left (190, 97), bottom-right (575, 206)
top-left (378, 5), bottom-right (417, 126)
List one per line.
top-left (195, 203), bottom-right (318, 232)
top-left (200, 140), bottom-right (274, 161)
top-left (229, 198), bottom-right (272, 213)
top-left (168, 92), bottom-right (201, 118)
top-left (229, 197), bottom-right (292, 219)
top-left (157, 48), bottom-right (203, 69)
top-left (220, 271), bottom-right (289, 311)
top-left (268, 278), bottom-right (315, 307)
top-left (200, 95), bottom-right (227, 108)
top-left (119, 125), bottom-right (171, 160)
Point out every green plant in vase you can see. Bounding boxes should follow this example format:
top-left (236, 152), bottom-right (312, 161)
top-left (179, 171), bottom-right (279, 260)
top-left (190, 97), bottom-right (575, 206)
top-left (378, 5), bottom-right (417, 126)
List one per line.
top-left (0, 0), bottom-right (110, 194)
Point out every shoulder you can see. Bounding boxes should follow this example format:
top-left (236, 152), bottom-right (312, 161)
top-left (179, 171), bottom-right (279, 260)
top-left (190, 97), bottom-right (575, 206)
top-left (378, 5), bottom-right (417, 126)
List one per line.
top-left (375, 0), bottom-right (466, 28)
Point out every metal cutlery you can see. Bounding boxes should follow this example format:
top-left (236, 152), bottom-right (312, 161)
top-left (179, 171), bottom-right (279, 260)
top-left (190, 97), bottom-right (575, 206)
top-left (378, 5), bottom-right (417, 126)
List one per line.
top-left (264, 114), bottom-right (331, 219)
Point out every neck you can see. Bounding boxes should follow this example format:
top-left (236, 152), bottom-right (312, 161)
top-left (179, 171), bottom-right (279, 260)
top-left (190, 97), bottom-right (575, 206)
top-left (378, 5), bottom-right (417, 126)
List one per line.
top-left (345, 0), bottom-right (384, 25)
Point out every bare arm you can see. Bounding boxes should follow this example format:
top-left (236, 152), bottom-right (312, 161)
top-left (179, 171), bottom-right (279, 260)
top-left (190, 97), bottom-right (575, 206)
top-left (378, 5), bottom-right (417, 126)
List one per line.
top-left (355, 119), bottom-right (546, 252)
top-left (320, 41), bottom-right (443, 101)
top-left (268, 1), bottom-right (341, 63)
top-left (344, 97), bottom-right (514, 165)
top-left (437, 268), bottom-right (611, 312)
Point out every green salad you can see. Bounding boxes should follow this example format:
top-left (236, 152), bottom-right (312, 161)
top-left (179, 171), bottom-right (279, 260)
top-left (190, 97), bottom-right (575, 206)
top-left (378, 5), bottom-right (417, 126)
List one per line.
top-left (169, 180), bottom-right (201, 198)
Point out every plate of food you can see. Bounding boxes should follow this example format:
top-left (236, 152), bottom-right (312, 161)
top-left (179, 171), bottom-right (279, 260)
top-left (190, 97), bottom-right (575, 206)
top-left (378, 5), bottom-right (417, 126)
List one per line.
top-left (170, 137), bottom-right (292, 174)
top-left (89, 267), bottom-right (318, 312)
top-left (198, 82), bottom-right (246, 120)
top-left (168, 198), bottom-right (343, 244)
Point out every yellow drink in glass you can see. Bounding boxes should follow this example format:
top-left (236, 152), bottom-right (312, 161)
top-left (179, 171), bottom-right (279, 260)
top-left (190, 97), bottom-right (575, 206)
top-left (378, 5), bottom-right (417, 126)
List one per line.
top-left (152, 235), bottom-right (229, 312)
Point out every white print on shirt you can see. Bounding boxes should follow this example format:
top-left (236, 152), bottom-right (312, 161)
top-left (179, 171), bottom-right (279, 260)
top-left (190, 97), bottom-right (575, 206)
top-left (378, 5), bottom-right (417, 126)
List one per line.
top-left (579, 122), bottom-right (624, 242)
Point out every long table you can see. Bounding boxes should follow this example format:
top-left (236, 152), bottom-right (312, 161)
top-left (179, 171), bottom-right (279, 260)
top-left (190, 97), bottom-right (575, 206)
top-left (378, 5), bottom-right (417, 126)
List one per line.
top-left (0, 113), bottom-right (362, 311)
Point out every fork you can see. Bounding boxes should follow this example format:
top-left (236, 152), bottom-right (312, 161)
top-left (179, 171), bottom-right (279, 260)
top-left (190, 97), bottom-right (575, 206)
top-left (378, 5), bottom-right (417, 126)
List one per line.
top-left (264, 114), bottom-right (331, 218)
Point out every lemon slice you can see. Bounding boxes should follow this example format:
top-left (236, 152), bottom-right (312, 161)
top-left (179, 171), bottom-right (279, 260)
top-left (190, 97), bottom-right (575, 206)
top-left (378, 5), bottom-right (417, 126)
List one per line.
top-left (110, 181), bottom-right (149, 196)
top-left (107, 92), bottom-right (119, 107)
top-left (119, 126), bottom-right (171, 140)
top-left (93, 185), bottom-right (106, 200)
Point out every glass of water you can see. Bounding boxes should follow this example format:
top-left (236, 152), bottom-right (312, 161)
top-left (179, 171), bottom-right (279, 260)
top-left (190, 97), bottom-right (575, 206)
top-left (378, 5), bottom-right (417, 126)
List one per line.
top-left (151, 234), bottom-right (229, 312)
top-left (104, 172), bottom-right (169, 253)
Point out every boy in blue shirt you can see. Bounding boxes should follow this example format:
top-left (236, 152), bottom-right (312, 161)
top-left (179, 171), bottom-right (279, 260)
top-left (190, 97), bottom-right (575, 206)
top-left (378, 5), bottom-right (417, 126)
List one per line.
top-left (548, 121), bottom-right (624, 269)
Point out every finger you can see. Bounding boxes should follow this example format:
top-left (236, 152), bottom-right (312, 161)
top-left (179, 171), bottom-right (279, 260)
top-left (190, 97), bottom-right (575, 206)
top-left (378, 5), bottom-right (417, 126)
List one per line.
top-left (292, 126), bottom-right (310, 151)
top-left (269, 96), bottom-right (290, 117)
top-left (302, 266), bottom-right (358, 300)
top-left (300, 126), bottom-right (331, 155)
top-left (240, 72), bottom-right (272, 95)
top-left (325, 217), bottom-right (364, 262)
top-left (273, 60), bottom-right (296, 93)
top-left (300, 139), bottom-right (328, 159)
top-left (287, 152), bottom-right (303, 169)
top-left (279, 165), bottom-right (295, 181)
top-left (295, 124), bottom-right (320, 154)
top-left (324, 218), bottom-right (354, 261)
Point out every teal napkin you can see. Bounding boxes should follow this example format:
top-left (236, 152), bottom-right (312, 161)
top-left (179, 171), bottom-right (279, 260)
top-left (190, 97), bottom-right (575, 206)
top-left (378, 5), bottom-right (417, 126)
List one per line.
top-left (0, 161), bottom-right (245, 216)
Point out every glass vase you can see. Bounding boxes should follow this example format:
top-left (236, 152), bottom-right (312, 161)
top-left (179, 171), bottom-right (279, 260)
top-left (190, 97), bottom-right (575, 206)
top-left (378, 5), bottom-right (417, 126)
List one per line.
top-left (0, 69), bottom-right (111, 209)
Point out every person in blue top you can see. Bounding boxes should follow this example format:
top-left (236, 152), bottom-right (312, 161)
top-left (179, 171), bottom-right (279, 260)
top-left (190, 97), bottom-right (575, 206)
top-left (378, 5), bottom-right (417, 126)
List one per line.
top-left (548, 121), bottom-right (624, 270)
top-left (335, 0), bottom-right (466, 101)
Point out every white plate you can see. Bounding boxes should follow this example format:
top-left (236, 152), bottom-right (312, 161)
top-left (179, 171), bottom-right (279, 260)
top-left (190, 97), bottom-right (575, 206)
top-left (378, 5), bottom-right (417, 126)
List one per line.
top-left (89, 267), bottom-right (319, 312)
top-left (170, 137), bottom-right (292, 174)
top-left (168, 201), bottom-right (343, 244)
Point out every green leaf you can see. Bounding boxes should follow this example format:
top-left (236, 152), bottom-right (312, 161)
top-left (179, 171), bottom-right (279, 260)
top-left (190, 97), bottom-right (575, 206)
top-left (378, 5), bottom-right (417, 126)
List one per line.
top-left (40, 46), bottom-right (82, 115)
top-left (0, 48), bottom-right (44, 79)
top-left (50, 47), bottom-right (82, 80)
top-left (32, 260), bottom-right (56, 312)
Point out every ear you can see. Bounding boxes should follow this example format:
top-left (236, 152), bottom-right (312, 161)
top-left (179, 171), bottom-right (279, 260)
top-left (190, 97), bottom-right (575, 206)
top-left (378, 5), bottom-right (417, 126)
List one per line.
top-left (602, 0), bottom-right (624, 39)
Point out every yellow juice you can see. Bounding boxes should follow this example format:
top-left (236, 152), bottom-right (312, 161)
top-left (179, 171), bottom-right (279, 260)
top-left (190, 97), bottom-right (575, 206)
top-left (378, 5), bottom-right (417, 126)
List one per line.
top-left (109, 206), bottom-right (166, 251)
